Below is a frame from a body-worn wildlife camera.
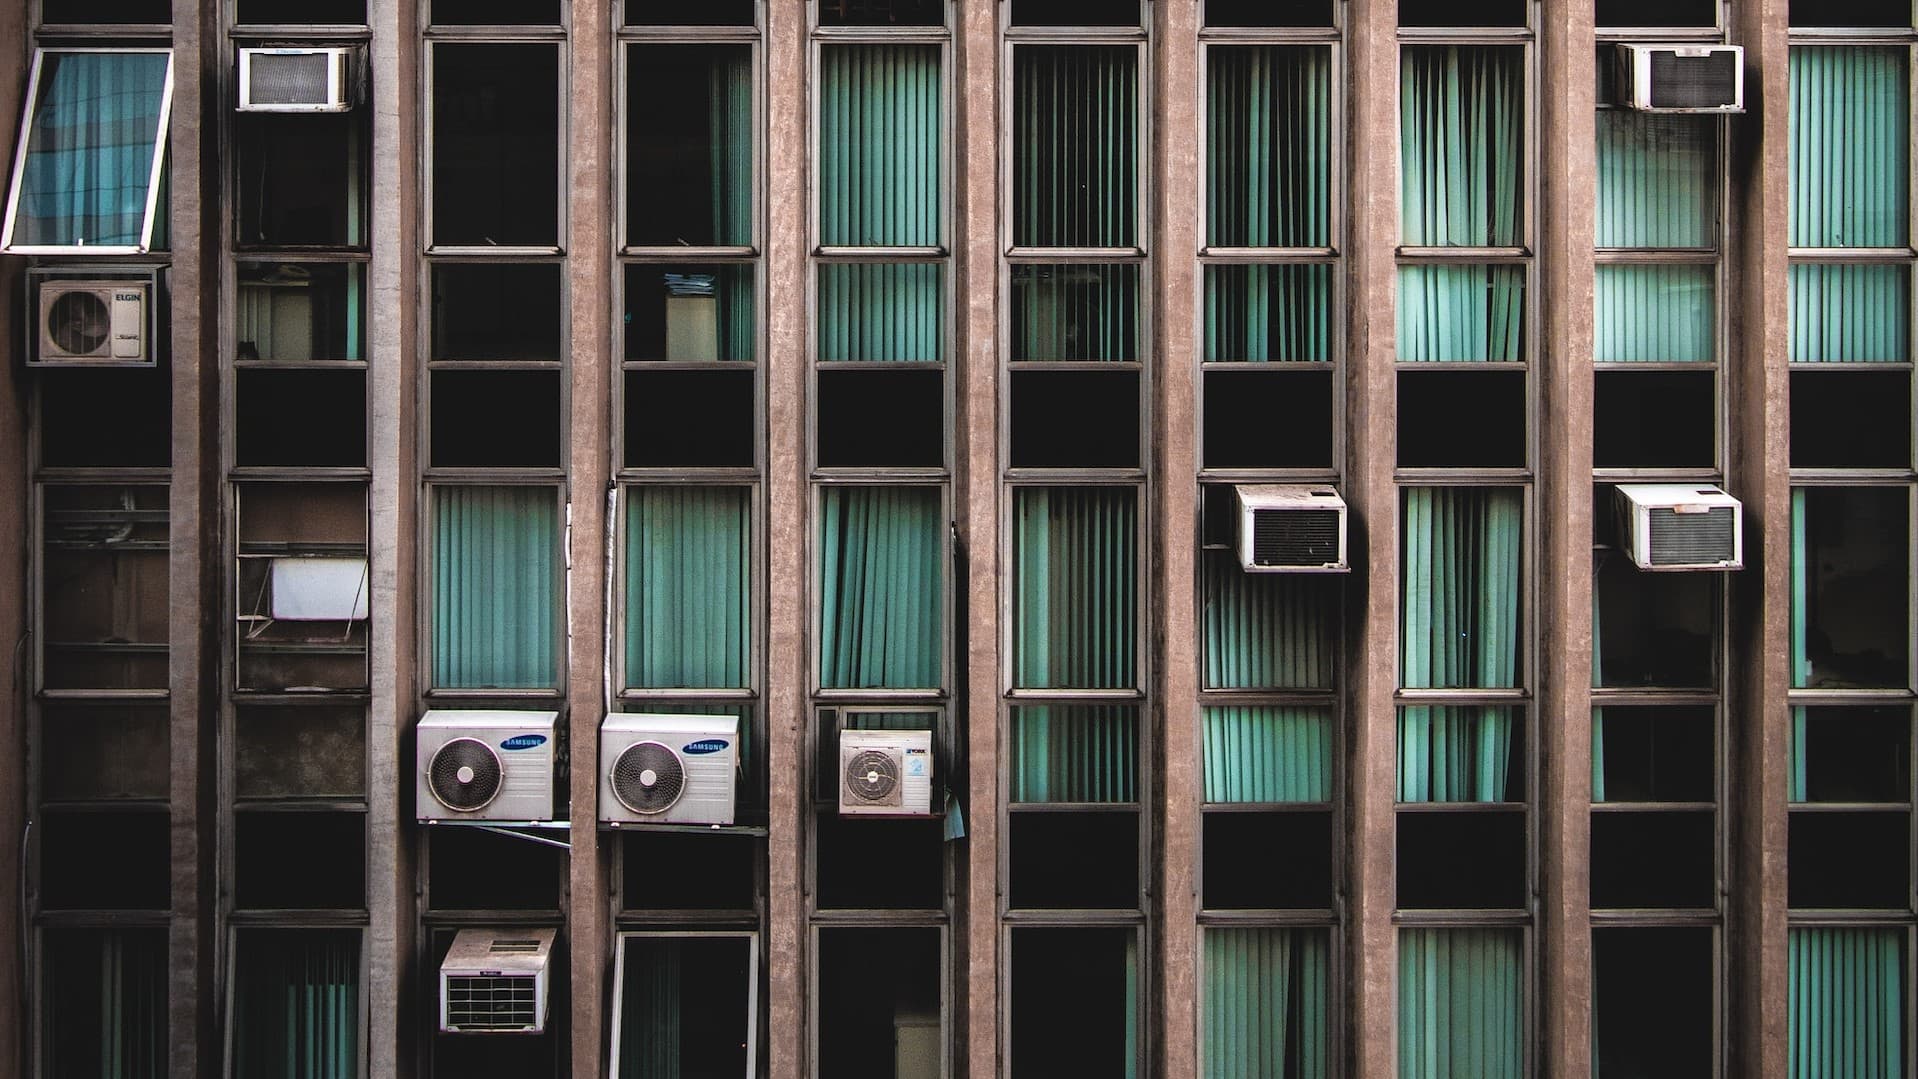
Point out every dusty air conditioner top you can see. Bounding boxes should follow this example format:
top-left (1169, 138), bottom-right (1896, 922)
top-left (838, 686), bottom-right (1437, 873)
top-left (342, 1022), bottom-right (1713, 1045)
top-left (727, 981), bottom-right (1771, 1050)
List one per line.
top-left (442, 927), bottom-right (556, 976)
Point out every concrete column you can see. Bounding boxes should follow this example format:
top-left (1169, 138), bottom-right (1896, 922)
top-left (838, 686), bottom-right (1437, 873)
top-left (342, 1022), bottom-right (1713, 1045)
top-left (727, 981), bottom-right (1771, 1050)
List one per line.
top-left (1150, 1), bottom-right (1199, 1077)
top-left (1725, 2), bottom-right (1792, 1075)
top-left (1343, 0), bottom-right (1399, 1075)
top-left (0, 10), bottom-right (27, 1076)
top-left (1536, 4), bottom-right (1596, 1076)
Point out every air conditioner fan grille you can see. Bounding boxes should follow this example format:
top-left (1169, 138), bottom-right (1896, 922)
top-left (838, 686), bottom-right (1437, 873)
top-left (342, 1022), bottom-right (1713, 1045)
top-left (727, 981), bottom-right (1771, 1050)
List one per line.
top-left (844, 749), bottom-right (901, 804)
top-left (427, 737), bottom-right (503, 812)
top-left (611, 741), bottom-right (686, 814)
top-left (1648, 506), bottom-right (1735, 565)
top-left (47, 291), bottom-right (110, 355)
top-left (444, 974), bottom-right (538, 1030)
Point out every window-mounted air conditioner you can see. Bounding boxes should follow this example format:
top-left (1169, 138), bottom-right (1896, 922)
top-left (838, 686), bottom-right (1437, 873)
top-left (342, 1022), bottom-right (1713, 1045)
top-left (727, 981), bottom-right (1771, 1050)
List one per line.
top-left (839, 729), bottom-right (935, 817)
top-left (416, 710), bottom-right (558, 823)
top-left (1234, 484), bottom-right (1348, 573)
top-left (1614, 44), bottom-right (1744, 113)
top-left (238, 47), bottom-right (357, 112)
top-left (439, 927), bottom-right (554, 1034)
top-left (599, 713), bottom-right (739, 826)
top-left (1614, 484), bottom-right (1743, 571)
top-left (32, 278), bottom-right (152, 366)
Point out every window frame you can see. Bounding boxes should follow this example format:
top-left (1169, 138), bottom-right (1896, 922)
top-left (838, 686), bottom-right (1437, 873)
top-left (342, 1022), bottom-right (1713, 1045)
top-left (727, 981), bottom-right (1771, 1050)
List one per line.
top-left (608, 929), bottom-right (762, 1079)
top-left (420, 34), bottom-right (568, 258)
top-left (222, 925), bottom-right (369, 1079)
top-left (419, 479), bottom-right (567, 698)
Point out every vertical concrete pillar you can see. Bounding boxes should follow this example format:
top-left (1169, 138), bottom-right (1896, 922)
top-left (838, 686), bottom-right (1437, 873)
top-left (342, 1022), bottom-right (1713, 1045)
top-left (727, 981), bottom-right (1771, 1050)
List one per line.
top-left (0, 11), bottom-right (27, 1076)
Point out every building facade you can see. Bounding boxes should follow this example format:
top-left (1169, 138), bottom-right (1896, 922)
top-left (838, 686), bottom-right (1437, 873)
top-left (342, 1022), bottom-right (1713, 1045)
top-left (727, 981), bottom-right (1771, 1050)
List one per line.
top-left (0, 0), bottom-right (1911, 1077)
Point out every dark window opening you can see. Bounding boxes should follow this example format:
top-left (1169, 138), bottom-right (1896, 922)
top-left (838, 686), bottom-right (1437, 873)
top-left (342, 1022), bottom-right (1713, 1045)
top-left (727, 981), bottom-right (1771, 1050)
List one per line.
top-left (1398, 370), bottom-right (1527, 468)
top-left (1795, 486), bottom-right (1910, 690)
top-left (433, 263), bottom-right (563, 360)
top-left (1593, 706), bottom-right (1715, 803)
top-left (815, 815), bottom-right (946, 910)
top-left (40, 0), bottom-right (168, 21)
top-left (1399, 0), bottom-right (1526, 26)
top-left (430, 370), bottom-right (561, 469)
top-left (818, 928), bottom-right (942, 1079)
top-left (42, 485), bottom-right (170, 693)
top-left (236, 113), bottom-right (366, 247)
top-left (40, 369), bottom-right (170, 468)
top-left (624, 0), bottom-right (754, 26)
top-left (624, 368), bottom-right (756, 468)
top-left (1010, 929), bottom-right (1136, 1079)
top-left (431, 44), bottom-right (559, 247)
top-left (1010, 0), bottom-right (1141, 26)
top-left (1009, 812), bottom-right (1139, 909)
top-left (1791, 370), bottom-right (1912, 469)
top-left (1788, 811), bottom-right (1911, 909)
top-left (429, 0), bottom-right (561, 24)
top-left (1794, 706), bottom-right (1911, 804)
top-left (237, 263), bottom-right (367, 362)
top-left (1597, 0), bottom-right (1719, 25)
top-left (624, 263), bottom-right (754, 361)
top-left (427, 826), bottom-right (563, 911)
top-left (1593, 928), bottom-right (1716, 1079)
top-left (235, 811), bottom-right (365, 909)
top-left (39, 810), bottom-right (169, 910)
top-left (1789, 0), bottom-right (1912, 26)
top-left (1204, 369), bottom-right (1334, 470)
top-left (820, 0), bottom-right (944, 25)
top-left (1206, 0), bottom-right (1335, 27)
top-left (1594, 370), bottom-right (1717, 470)
top-left (817, 369), bottom-right (945, 469)
top-left (1594, 554), bottom-right (1718, 688)
top-left (236, 368), bottom-right (366, 468)
top-left (41, 930), bottom-right (167, 1079)
top-left (237, 0), bottom-right (367, 22)
top-left (236, 706), bottom-right (367, 800)
top-left (615, 936), bottom-right (752, 1078)
top-left (626, 45), bottom-right (754, 248)
top-left (1010, 369), bottom-right (1140, 469)
top-left (1590, 810), bottom-right (1715, 908)
top-left (1396, 810), bottom-right (1526, 909)
top-left (40, 705), bottom-right (168, 803)
top-left (1202, 811), bottom-right (1333, 910)
top-left (620, 830), bottom-right (757, 911)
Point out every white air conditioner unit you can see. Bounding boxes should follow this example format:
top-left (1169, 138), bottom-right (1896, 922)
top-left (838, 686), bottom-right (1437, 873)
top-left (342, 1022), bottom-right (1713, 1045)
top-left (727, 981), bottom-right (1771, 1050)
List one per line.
top-left (839, 729), bottom-right (935, 817)
top-left (238, 47), bottom-right (356, 112)
top-left (1614, 484), bottom-right (1743, 571)
top-left (33, 279), bottom-right (151, 366)
top-left (1234, 484), bottom-right (1349, 573)
top-left (439, 927), bottom-right (554, 1034)
top-left (416, 710), bottom-right (558, 823)
top-left (1615, 44), bottom-right (1744, 113)
top-left (599, 713), bottom-right (739, 826)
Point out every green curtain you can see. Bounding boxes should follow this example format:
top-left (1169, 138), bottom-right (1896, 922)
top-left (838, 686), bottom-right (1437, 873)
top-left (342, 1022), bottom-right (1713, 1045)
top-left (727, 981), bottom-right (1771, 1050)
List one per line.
top-left (1203, 263), bottom-right (1333, 362)
top-left (1789, 706), bottom-right (1808, 802)
top-left (1203, 550), bottom-right (1335, 689)
top-left (1011, 263), bottom-right (1139, 361)
top-left (1400, 46), bottom-right (1523, 247)
top-left (1011, 704), bottom-right (1137, 802)
top-left (1790, 488), bottom-right (1810, 687)
top-left (1790, 46), bottom-right (1908, 248)
top-left (1013, 487), bottom-right (1136, 690)
top-left (1595, 111), bottom-right (1715, 248)
top-left (708, 48), bottom-right (752, 247)
top-left (817, 262), bottom-right (943, 361)
top-left (1398, 705), bottom-right (1516, 802)
top-left (1399, 927), bottom-right (1523, 1079)
top-left (1204, 927), bottom-right (1329, 1079)
top-left (1400, 487), bottom-right (1522, 688)
top-left (1014, 45), bottom-right (1137, 248)
top-left (819, 486), bottom-right (943, 689)
top-left (619, 938), bottom-right (682, 1079)
top-left (819, 43), bottom-right (940, 247)
top-left (1594, 265), bottom-right (1714, 362)
top-left (1203, 706), bottom-right (1331, 803)
top-left (1206, 45), bottom-right (1331, 248)
top-left (232, 930), bottom-right (360, 1079)
top-left (43, 928), bottom-right (166, 1079)
top-left (1397, 264), bottom-right (1525, 361)
top-left (1788, 927), bottom-right (1906, 1079)
top-left (10, 50), bottom-right (172, 249)
top-left (625, 486), bottom-right (750, 690)
top-left (1790, 263), bottom-right (1910, 362)
top-left (432, 486), bottom-right (557, 689)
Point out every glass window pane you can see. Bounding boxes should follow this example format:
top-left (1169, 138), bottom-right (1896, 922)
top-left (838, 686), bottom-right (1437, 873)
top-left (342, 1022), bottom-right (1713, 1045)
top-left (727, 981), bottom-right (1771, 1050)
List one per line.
top-left (430, 0), bottom-right (560, 23)
top-left (1206, 0), bottom-right (1334, 27)
top-left (1203, 706), bottom-right (1331, 803)
top-left (1592, 928), bottom-right (1716, 1079)
top-left (1011, 929), bottom-right (1138, 1078)
top-left (1790, 0), bottom-right (1913, 26)
top-left (1397, 265), bottom-right (1526, 361)
top-left (1400, 0), bottom-right (1526, 26)
top-left (820, 0), bottom-right (944, 25)
top-left (1594, 554), bottom-right (1718, 688)
top-left (431, 45), bottom-right (558, 248)
top-left (820, 45), bottom-right (941, 247)
top-left (627, 45), bottom-right (753, 248)
top-left (1592, 706), bottom-right (1715, 803)
top-left (625, 0), bottom-right (753, 26)
top-left (42, 0), bottom-right (169, 20)
top-left (1791, 487), bottom-right (1910, 690)
top-left (1790, 263), bottom-right (1911, 362)
top-left (237, 262), bottom-right (366, 362)
top-left (231, 930), bottom-right (360, 1078)
top-left (1397, 705), bottom-right (1522, 802)
top-left (1596, 112), bottom-right (1715, 248)
top-left (1203, 264), bottom-right (1333, 363)
top-left (625, 264), bottom-right (755, 362)
top-left (236, 111), bottom-right (366, 247)
top-left (818, 263), bottom-right (944, 361)
top-left (1401, 46), bottom-right (1524, 247)
top-left (819, 487), bottom-right (943, 690)
top-left (1013, 487), bottom-right (1137, 690)
top-left (818, 929), bottom-right (942, 1079)
top-left (1399, 487), bottom-right (1523, 689)
top-left (614, 935), bottom-right (755, 1078)
top-left (431, 486), bottom-right (558, 689)
top-left (1011, 0), bottom-right (1141, 26)
top-left (1202, 928), bottom-right (1331, 1078)
top-left (1398, 928), bottom-right (1523, 1079)
top-left (237, 0), bottom-right (367, 21)
top-left (1011, 704), bottom-right (1138, 803)
top-left (1011, 263), bottom-right (1139, 361)
top-left (627, 487), bottom-right (751, 690)
top-left (1013, 46), bottom-right (1138, 249)
top-left (1203, 553), bottom-right (1336, 690)
top-left (42, 930), bottom-right (167, 1078)
top-left (5, 51), bottom-right (172, 251)
top-left (1788, 928), bottom-right (1907, 1077)
top-left (43, 484), bottom-right (169, 691)
top-left (1206, 46), bottom-right (1331, 249)
top-left (1790, 46), bottom-right (1909, 248)
top-left (1595, 265), bottom-right (1714, 362)
top-left (1790, 706), bottom-right (1911, 803)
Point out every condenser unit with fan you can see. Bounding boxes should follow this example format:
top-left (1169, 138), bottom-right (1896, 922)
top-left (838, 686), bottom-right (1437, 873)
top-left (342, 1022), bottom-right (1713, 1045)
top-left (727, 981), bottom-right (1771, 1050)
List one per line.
top-left (1234, 484), bottom-right (1348, 573)
top-left (599, 714), bottom-right (739, 826)
top-left (1614, 44), bottom-right (1744, 113)
top-left (238, 47), bottom-right (357, 112)
top-left (416, 710), bottom-right (558, 823)
top-left (32, 278), bottom-right (151, 366)
top-left (1613, 484), bottom-right (1743, 571)
top-left (839, 729), bottom-right (935, 817)
top-left (439, 927), bottom-right (555, 1034)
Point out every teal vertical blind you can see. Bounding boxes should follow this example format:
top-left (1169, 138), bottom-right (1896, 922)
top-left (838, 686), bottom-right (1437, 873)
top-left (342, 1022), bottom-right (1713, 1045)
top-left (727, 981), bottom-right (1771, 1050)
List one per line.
top-left (1206, 45), bottom-right (1331, 248)
top-left (819, 486), bottom-right (943, 689)
top-left (1790, 488), bottom-right (1809, 687)
top-left (625, 486), bottom-right (750, 690)
top-left (231, 930), bottom-right (360, 1079)
top-left (620, 938), bottom-right (682, 1079)
top-left (1203, 551), bottom-right (1335, 689)
top-left (1013, 487), bottom-right (1137, 690)
top-left (1398, 705), bottom-right (1517, 802)
top-left (1594, 265), bottom-right (1714, 362)
top-left (1595, 111), bottom-right (1715, 248)
top-left (1788, 927), bottom-right (1907, 1079)
top-left (432, 486), bottom-right (557, 689)
top-left (1203, 264), bottom-right (1334, 362)
top-left (819, 44), bottom-right (941, 246)
top-left (1014, 45), bottom-right (1138, 248)
top-left (1204, 928), bottom-right (1329, 1079)
top-left (42, 928), bottom-right (166, 1079)
top-left (1400, 46), bottom-right (1523, 247)
top-left (1790, 263), bottom-right (1910, 362)
top-left (1401, 487), bottom-right (1523, 689)
top-left (1011, 704), bottom-right (1138, 802)
top-left (709, 49), bottom-right (752, 247)
top-left (817, 262), bottom-right (943, 361)
top-left (1790, 46), bottom-right (1909, 248)
top-left (1789, 706), bottom-right (1808, 801)
top-left (1591, 707), bottom-right (1607, 802)
top-left (7, 50), bottom-right (172, 249)
top-left (1011, 264), bottom-right (1139, 361)
top-left (1203, 706), bottom-right (1331, 803)
top-left (1397, 264), bottom-right (1525, 361)
top-left (1399, 927), bottom-right (1523, 1079)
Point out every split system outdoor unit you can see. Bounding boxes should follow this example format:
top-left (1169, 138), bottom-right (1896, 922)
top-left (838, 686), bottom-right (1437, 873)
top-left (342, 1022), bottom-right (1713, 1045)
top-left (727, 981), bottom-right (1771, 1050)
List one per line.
top-left (839, 729), bottom-right (935, 817)
top-left (1613, 484), bottom-right (1743, 571)
top-left (439, 927), bottom-right (555, 1035)
top-left (1614, 44), bottom-right (1744, 113)
top-left (30, 272), bottom-right (155, 367)
top-left (1234, 484), bottom-right (1349, 573)
top-left (416, 710), bottom-right (558, 823)
top-left (237, 46), bottom-right (360, 112)
top-left (599, 713), bottom-right (739, 826)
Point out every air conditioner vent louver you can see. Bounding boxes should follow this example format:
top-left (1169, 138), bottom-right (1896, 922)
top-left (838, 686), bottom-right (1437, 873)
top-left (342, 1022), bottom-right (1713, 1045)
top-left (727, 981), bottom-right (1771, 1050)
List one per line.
top-left (238, 47), bottom-right (355, 112)
top-left (427, 737), bottom-right (503, 812)
top-left (610, 741), bottom-right (687, 815)
top-left (439, 927), bottom-right (553, 1034)
top-left (443, 975), bottom-right (539, 1031)
top-left (247, 52), bottom-right (331, 105)
top-left (1647, 49), bottom-right (1737, 109)
top-left (844, 749), bottom-right (902, 806)
top-left (1614, 484), bottom-right (1743, 571)
top-left (1233, 485), bottom-right (1349, 573)
top-left (1251, 508), bottom-right (1342, 568)
top-left (1647, 506), bottom-right (1735, 566)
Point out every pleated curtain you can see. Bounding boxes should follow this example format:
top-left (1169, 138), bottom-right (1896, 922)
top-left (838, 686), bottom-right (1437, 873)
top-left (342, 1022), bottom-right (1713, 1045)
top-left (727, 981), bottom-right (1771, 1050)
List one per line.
top-left (1204, 263), bottom-right (1333, 362)
top-left (1594, 265), bottom-right (1713, 362)
top-left (1596, 111), bottom-right (1715, 248)
top-left (1013, 487), bottom-right (1136, 690)
top-left (1399, 927), bottom-right (1523, 1079)
top-left (1397, 263), bottom-right (1525, 362)
top-left (1789, 488), bottom-right (1810, 687)
top-left (1202, 706), bottom-right (1331, 803)
top-left (11, 51), bottom-right (171, 248)
top-left (43, 929), bottom-right (166, 1079)
top-left (707, 50), bottom-right (752, 247)
top-left (1207, 45), bottom-right (1331, 248)
top-left (817, 263), bottom-right (942, 361)
top-left (432, 486), bottom-right (557, 689)
top-left (231, 930), bottom-right (360, 1079)
top-left (1788, 927), bottom-right (1907, 1079)
top-left (1203, 927), bottom-right (1329, 1079)
top-left (625, 486), bottom-right (750, 690)
top-left (1012, 263), bottom-right (1139, 361)
top-left (619, 938), bottom-right (684, 1079)
top-left (1204, 551), bottom-right (1335, 689)
top-left (1011, 704), bottom-right (1137, 803)
top-left (818, 486), bottom-right (942, 690)
top-left (1014, 45), bottom-right (1137, 249)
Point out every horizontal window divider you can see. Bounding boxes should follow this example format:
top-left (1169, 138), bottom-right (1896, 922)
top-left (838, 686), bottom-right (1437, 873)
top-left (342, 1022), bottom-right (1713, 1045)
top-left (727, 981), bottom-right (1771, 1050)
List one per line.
top-left (1788, 248), bottom-right (1917, 262)
top-left (33, 911), bottom-right (172, 928)
top-left (816, 360), bottom-right (949, 371)
top-left (810, 468), bottom-right (951, 483)
top-left (421, 470), bottom-right (566, 484)
top-left (231, 360), bottom-right (370, 371)
top-left (998, 911), bottom-right (1148, 926)
top-left (1785, 912), bottom-right (1918, 927)
top-left (35, 468), bottom-right (171, 483)
top-left (1201, 801), bottom-right (1335, 813)
top-left (225, 911), bottom-right (371, 926)
top-left (1004, 689), bottom-right (1145, 702)
top-left (1394, 689), bottom-right (1530, 703)
top-left (1006, 360), bottom-right (1143, 372)
top-left (1003, 28), bottom-right (1149, 43)
top-left (621, 246), bottom-right (758, 260)
top-left (422, 26), bottom-right (567, 39)
top-left (809, 27), bottom-right (950, 44)
top-left (1199, 247), bottom-right (1339, 262)
top-left (231, 25), bottom-right (374, 38)
top-left (1783, 689), bottom-right (1917, 706)
top-left (619, 688), bottom-right (759, 700)
top-left (1198, 27), bottom-right (1340, 43)
top-left (239, 542), bottom-right (368, 555)
top-left (1393, 361), bottom-right (1529, 371)
top-left (1002, 469), bottom-right (1148, 484)
top-left (35, 799), bottom-right (170, 814)
top-left (1595, 27), bottom-right (1728, 41)
top-left (1589, 690), bottom-right (1721, 707)
top-left (1391, 468), bottom-right (1533, 485)
top-left (814, 246), bottom-right (948, 260)
top-left (421, 688), bottom-right (566, 700)
top-left (420, 911), bottom-right (564, 927)
top-left (604, 822), bottom-right (769, 837)
top-left (1397, 247), bottom-right (1531, 261)
top-left (1587, 910), bottom-right (1723, 927)
top-left (40, 641), bottom-right (167, 655)
top-left (619, 467), bottom-right (762, 482)
top-left (35, 23), bottom-right (175, 35)
top-left (233, 248), bottom-right (372, 260)
top-left (1198, 909), bottom-right (1340, 923)
top-left (1593, 249), bottom-right (1717, 263)
top-left (812, 689), bottom-right (949, 703)
top-left (1590, 801), bottom-right (1716, 813)
top-left (1592, 473), bottom-right (1725, 490)
top-left (1394, 28), bottom-right (1536, 43)
top-left (1197, 691), bottom-right (1340, 706)
top-left (1008, 802), bottom-right (1142, 813)
top-left (805, 911), bottom-right (951, 927)
top-left (425, 245), bottom-right (566, 258)
top-left (1591, 362), bottom-right (1718, 372)
top-left (426, 359), bottom-right (564, 370)
top-left (615, 910), bottom-right (761, 926)
top-left (618, 27), bottom-right (761, 44)
top-left (1005, 246), bottom-right (1147, 262)
top-left (1198, 469), bottom-right (1341, 487)
top-left (1785, 361), bottom-right (1915, 372)
top-left (36, 688), bottom-right (170, 703)
top-left (233, 800), bottom-right (369, 814)
top-left (1200, 360), bottom-right (1336, 372)
top-left (1786, 29), bottom-right (1918, 43)
top-left (1788, 801), bottom-right (1914, 812)
top-left (1394, 800), bottom-right (1527, 812)
top-left (1783, 474), bottom-right (1918, 490)
top-left (229, 466), bottom-right (373, 482)
top-left (625, 358), bottom-right (761, 370)
top-left (1390, 910), bottom-right (1532, 926)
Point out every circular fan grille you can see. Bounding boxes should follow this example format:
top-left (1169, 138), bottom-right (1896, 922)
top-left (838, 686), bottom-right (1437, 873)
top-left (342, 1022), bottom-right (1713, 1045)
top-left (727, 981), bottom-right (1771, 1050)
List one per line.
top-left (611, 741), bottom-right (686, 815)
top-left (428, 737), bottom-right (503, 812)
top-left (844, 749), bottom-right (900, 803)
top-left (47, 291), bottom-right (110, 355)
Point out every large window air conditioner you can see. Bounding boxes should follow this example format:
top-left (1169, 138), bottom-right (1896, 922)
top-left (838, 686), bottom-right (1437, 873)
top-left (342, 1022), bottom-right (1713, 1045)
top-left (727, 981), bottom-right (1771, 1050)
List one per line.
top-left (238, 47), bottom-right (358, 112)
top-left (439, 928), bottom-right (555, 1034)
top-left (1614, 44), bottom-right (1744, 113)
top-left (1234, 484), bottom-right (1349, 573)
top-left (1613, 484), bottom-right (1743, 571)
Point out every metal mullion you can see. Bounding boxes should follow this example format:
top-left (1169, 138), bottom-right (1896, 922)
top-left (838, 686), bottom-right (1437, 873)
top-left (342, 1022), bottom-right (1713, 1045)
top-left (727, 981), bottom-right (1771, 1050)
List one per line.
top-left (1005, 246), bottom-right (1147, 261)
top-left (1786, 801), bottom-right (1915, 813)
top-left (421, 25), bottom-right (567, 40)
top-left (1394, 800), bottom-right (1529, 814)
top-left (1588, 910), bottom-right (1722, 927)
top-left (1787, 247), bottom-right (1918, 262)
top-left (1783, 688), bottom-right (1917, 707)
top-left (1001, 468), bottom-right (1148, 484)
top-left (806, 909), bottom-right (948, 927)
top-left (1592, 249), bottom-right (1718, 263)
top-left (224, 908), bottom-right (369, 925)
top-left (33, 467), bottom-right (171, 484)
top-left (1393, 466), bottom-right (1534, 485)
top-left (1196, 910), bottom-right (1340, 926)
top-left (1001, 28), bottom-right (1148, 45)
top-left (617, 687), bottom-right (758, 701)
top-left (1591, 689), bottom-right (1721, 707)
top-left (1786, 29), bottom-right (1918, 45)
top-left (999, 910), bottom-right (1146, 924)
top-left (1199, 247), bottom-right (1340, 262)
top-left (810, 27), bottom-right (949, 46)
top-left (1200, 801), bottom-right (1332, 814)
top-left (1597, 26), bottom-right (1726, 42)
top-left (1396, 247), bottom-right (1531, 261)
top-left (614, 910), bottom-right (759, 926)
top-left (1198, 27), bottom-right (1339, 45)
top-left (621, 247), bottom-right (759, 260)
top-left (1006, 359), bottom-right (1143, 372)
top-left (230, 25), bottom-right (372, 39)
top-left (1590, 800), bottom-right (1717, 813)
top-left (618, 26), bottom-right (761, 45)
top-left (1390, 909), bottom-right (1532, 926)
top-left (1196, 688), bottom-right (1339, 708)
top-left (1396, 28), bottom-right (1535, 45)
top-left (420, 468), bottom-right (566, 484)
top-left (32, 910), bottom-right (171, 928)
top-left (815, 246), bottom-right (948, 260)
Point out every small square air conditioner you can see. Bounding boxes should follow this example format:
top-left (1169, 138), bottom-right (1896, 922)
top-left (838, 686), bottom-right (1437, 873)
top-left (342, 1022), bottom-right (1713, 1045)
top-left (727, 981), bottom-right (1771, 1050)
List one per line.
top-left (1614, 44), bottom-right (1744, 113)
top-left (839, 729), bottom-right (935, 817)
top-left (599, 713), bottom-right (739, 826)
top-left (439, 927), bottom-right (554, 1034)
top-left (1234, 484), bottom-right (1348, 573)
top-left (238, 47), bottom-right (356, 112)
top-left (416, 710), bottom-right (558, 823)
top-left (33, 279), bottom-right (151, 366)
top-left (1614, 484), bottom-right (1743, 571)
